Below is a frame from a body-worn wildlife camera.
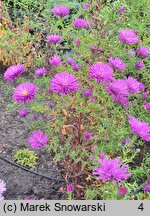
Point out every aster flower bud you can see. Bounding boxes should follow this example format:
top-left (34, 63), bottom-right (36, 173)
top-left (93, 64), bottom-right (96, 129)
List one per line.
top-left (67, 184), bottom-right (74, 193)
top-left (19, 109), bottom-right (28, 118)
top-left (118, 187), bottom-right (128, 196)
top-left (135, 60), bottom-right (144, 70)
top-left (75, 39), bottom-right (81, 46)
top-left (82, 89), bottom-right (93, 98)
top-left (84, 132), bottom-right (92, 140)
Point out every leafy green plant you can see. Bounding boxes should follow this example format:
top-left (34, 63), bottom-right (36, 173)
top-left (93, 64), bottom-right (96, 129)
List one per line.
top-left (13, 149), bottom-right (38, 168)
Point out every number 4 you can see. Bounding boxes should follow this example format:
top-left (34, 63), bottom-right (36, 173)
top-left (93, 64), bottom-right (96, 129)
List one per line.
top-left (138, 203), bottom-right (144, 211)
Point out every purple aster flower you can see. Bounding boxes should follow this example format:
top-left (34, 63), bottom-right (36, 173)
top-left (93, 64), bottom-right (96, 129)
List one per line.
top-left (91, 146), bottom-right (96, 151)
top-left (125, 76), bottom-right (145, 94)
top-left (90, 96), bottom-right (97, 103)
top-left (84, 3), bottom-right (90, 9)
top-left (72, 63), bottom-right (80, 72)
top-left (90, 155), bottom-right (95, 160)
top-left (114, 94), bottom-right (130, 107)
top-left (136, 46), bottom-right (149, 59)
top-left (42, 114), bottom-right (47, 121)
top-left (145, 102), bottom-right (150, 111)
top-left (107, 79), bottom-right (128, 97)
top-left (84, 132), bottom-right (92, 140)
top-left (90, 44), bottom-right (102, 53)
top-left (93, 158), bottom-right (131, 182)
top-left (46, 35), bottom-right (62, 44)
top-left (75, 39), bottom-right (81, 46)
top-left (118, 187), bottom-right (128, 196)
top-left (28, 130), bottom-right (49, 149)
top-left (35, 67), bottom-right (47, 77)
top-left (49, 55), bottom-right (62, 66)
top-left (19, 109), bottom-right (28, 117)
top-left (50, 72), bottom-right (80, 95)
top-left (118, 29), bottom-right (141, 45)
top-left (98, 152), bottom-right (105, 159)
top-left (109, 57), bottom-right (126, 72)
top-left (82, 89), bottom-right (93, 98)
top-left (73, 18), bottom-right (92, 29)
top-left (127, 49), bottom-right (136, 58)
top-left (33, 113), bottom-right (38, 121)
top-left (142, 92), bottom-right (148, 99)
top-left (143, 179), bottom-right (150, 191)
top-left (66, 57), bottom-right (75, 65)
top-left (117, 7), bottom-right (125, 14)
top-left (135, 60), bottom-right (144, 70)
top-left (121, 138), bottom-right (131, 145)
top-left (67, 184), bottom-right (74, 193)
top-left (49, 114), bottom-right (54, 120)
top-left (128, 116), bottom-right (150, 141)
top-left (48, 87), bottom-right (54, 94)
top-left (0, 179), bottom-right (6, 200)
top-left (13, 83), bottom-right (38, 103)
top-left (89, 62), bottom-right (114, 83)
top-left (106, 79), bottom-right (130, 107)
top-left (4, 64), bottom-right (26, 83)
top-left (52, 5), bottom-right (70, 17)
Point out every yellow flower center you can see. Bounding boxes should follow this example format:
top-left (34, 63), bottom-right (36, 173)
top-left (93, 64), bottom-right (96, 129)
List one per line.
top-left (22, 90), bottom-right (28, 95)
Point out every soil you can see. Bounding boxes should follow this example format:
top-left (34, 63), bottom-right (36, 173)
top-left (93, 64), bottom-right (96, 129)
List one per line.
top-left (0, 76), bottom-right (66, 200)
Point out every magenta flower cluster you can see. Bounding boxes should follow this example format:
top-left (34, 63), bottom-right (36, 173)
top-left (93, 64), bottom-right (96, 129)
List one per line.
top-left (93, 157), bottom-right (131, 182)
top-left (106, 77), bottom-right (144, 107)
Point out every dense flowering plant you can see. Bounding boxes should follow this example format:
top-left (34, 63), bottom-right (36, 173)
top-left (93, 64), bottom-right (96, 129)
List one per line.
top-left (2, 0), bottom-right (150, 200)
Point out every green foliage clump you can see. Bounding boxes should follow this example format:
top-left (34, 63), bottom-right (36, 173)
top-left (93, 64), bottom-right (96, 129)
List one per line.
top-left (13, 149), bottom-right (38, 168)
